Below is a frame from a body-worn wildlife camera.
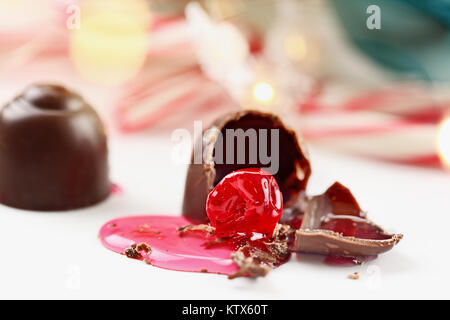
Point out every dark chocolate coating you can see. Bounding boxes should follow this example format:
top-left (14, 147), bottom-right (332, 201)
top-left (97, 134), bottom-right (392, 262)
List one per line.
top-left (295, 183), bottom-right (403, 256)
top-left (182, 110), bottom-right (311, 222)
top-left (0, 84), bottom-right (110, 211)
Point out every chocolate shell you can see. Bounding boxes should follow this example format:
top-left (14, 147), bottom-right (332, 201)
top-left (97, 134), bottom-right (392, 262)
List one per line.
top-left (295, 182), bottom-right (403, 256)
top-left (182, 110), bottom-right (311, 222)
top-left (0, 84), bottom-right (110, 211)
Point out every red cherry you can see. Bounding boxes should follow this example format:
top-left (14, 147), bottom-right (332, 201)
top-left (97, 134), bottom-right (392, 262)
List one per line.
top-left (206, 168), bottom-right (283, 237)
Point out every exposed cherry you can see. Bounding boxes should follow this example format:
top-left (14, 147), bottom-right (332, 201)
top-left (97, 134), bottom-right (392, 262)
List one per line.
top-left (206, 168), bottom-right (283, 237)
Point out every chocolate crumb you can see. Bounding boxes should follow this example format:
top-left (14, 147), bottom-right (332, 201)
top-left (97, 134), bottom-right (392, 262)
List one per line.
top-left (107, 223), bottom-right (117, 228)
top-left (225, 223), bottom-right (293, 278)
top-left (227, 224), bottom-right (294, 279)
top-left (133, 224), bottom-right (152, 233)
top-left (153, 231), bottom-right (161, 235)
top-left (228, 250), bottom-right (271, 280)
top-left (124, 243), bottom-right (152, 259)
top-left (133, 229), bottom-right (150, 234)
top-left (143, 259), bottom-right (151, 265)
top-left (124, 244), bottom-right (141, 259)
top-left (200, 269), bottom-right (208, 273)
top-left (265, 224), bottom-right (294, 261)
top-left (347, 272), bottom-right (360, 280)
top-left (353, 259), bottom-right (365, 266)
top-left (177, 224), bottom-right (215, 236)
top-left (136, 242), bottom-right (152, 253)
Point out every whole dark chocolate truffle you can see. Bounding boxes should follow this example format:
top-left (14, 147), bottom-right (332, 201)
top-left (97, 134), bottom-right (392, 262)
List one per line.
top-left (0, 84), bottom-right (110, 211)
top-left (182, 110), bottom-right (311, 222)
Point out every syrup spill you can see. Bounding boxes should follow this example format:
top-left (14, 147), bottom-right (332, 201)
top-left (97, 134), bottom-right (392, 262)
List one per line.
top-left (99, 215), bottom-right (238, 275)
top-left (100, 213), bottom-right (379, 275)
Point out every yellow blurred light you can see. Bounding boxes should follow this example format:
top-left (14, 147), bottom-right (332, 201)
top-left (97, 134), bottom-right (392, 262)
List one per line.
top-left (437, 116), bottom-right (450, 167)
top-left (252, 82), bottom-right (275, 104)
top-left (284, 34), bottom-right (307, 62)
top-left (70, 0), bottom-right (150, 85)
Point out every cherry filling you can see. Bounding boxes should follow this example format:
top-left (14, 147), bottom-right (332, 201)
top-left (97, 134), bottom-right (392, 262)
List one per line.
top-left (206, 168), bottom-right (283, 237)
top-left (323, 255), bottom-right (377, 267)
top-left (320, 215), bottom-right (391, 240)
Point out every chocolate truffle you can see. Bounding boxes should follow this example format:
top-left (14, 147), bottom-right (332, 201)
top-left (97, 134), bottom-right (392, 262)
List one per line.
top-left (182, 110), bottom-right (311, 222)
top-left (0, 84), bottom-right (110, 211)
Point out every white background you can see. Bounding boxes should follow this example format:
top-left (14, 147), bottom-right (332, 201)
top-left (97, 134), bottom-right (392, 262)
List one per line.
top-left (1, 129), bottom-right (449, 299)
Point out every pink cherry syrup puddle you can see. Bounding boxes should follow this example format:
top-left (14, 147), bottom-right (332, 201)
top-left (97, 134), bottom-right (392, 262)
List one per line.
top-left (101, 181), bottom-right (386, 275)
top-left (99, 215), bottom-right (238, 275)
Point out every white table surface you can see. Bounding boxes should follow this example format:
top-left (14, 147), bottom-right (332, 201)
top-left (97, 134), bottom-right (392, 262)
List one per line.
top-left (1, 127), bottom-right (449, 299)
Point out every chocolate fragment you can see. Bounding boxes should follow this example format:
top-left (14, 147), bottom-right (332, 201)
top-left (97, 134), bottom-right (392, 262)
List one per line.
top-left (295, 182), bottom-right (403, 257)
top-left (124, 243), bottom-right (152, 259)
top-left (229, 224), bottom-right (293, 279)
top-left (182, 110), bottom-right (311, 222)
top-left (124, 244), bottom-right (141, 259)
top-left (228, 225), bottom-right (293, 280)
top-left (0, 84), bottom-right (110, 211)
top-left (177, 224), bottom-right (216, 236)
top-left (136, 243), bottom-right (152, 254)
top-left (347, 272), bottom-right (360, 280)
top-left (229, 249), bottom-right (272, 279)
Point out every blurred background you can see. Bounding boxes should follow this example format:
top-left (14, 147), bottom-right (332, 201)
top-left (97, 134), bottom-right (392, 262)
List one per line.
top-left (1, 0), bottom-right (450, 169)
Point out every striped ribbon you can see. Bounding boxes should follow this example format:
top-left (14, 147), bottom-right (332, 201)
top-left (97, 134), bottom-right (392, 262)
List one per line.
top-left (1, 14), bottom-right (448, 167)
top-left (114, 18), bottom-right (449, 168)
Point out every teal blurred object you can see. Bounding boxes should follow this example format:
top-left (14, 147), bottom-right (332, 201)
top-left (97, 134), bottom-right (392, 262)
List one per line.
top-left (329, 0), bottom-right (450, 82)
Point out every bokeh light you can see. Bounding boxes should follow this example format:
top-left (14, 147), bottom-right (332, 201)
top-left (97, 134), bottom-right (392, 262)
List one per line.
top-left (70, 0), bottom-right (150, 86)
top-left (437, 116), bottom-right (450, 168)
top-left (252, 81), bottom-right (275, 104)
top-left (284, 33), bottom-right (307, 62)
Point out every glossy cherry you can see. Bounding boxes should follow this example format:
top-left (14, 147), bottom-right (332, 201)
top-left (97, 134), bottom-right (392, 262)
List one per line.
top-left (206, 168), bottom-right (283, 237)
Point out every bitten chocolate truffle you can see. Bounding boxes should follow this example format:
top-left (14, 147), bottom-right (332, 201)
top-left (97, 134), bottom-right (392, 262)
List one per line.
top-left (182, 110), bottom-right (311, 222)
top-left (0, 84), bottom-right (110, 211)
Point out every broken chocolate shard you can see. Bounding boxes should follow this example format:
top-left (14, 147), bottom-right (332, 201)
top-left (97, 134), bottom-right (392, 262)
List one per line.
top-left (182, 110), bottom-right (311, 222)
top-left (295, 182), bottom-right (403, 257)
top-left (0, 84), bottom-right (110, 211)
top-left (324, 182), bottom-right (362, 216)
